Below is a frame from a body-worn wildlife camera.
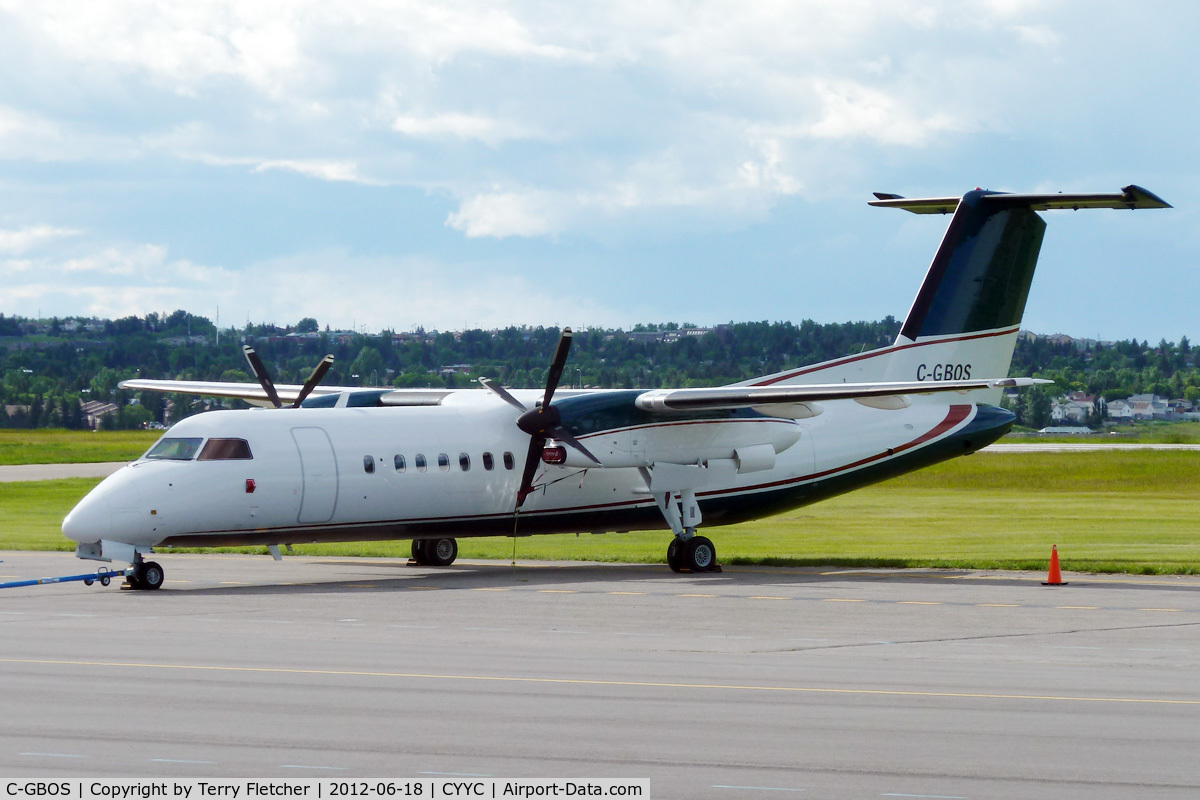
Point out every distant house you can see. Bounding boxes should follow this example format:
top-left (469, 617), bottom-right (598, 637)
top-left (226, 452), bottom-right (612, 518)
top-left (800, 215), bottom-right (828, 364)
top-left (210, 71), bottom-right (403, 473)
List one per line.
top-left (1127, 393), bottom-right (1169, 420)
top-left (80, 400), bottom-right (119, 429)
top-left (1051, 391), bottom-right (1096, 424)
top-left (1107, 399), bottom-right (1134, 420)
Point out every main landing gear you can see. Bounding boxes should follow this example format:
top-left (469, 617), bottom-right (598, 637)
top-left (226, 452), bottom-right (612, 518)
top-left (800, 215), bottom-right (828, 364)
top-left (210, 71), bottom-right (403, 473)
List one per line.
top-left (666, 535), bottom-right (719, 573)
top-left (643, 468), bottom-right (720, 573)
top-left (124, 556), bottom-right (165, 591)
top-left (411, 538), bottom-right (459, 567)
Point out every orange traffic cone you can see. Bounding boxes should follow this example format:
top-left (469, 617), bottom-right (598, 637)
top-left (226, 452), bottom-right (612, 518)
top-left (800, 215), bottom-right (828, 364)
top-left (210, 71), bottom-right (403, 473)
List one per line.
top-left (1042, 544), bottom-right (1067, 586)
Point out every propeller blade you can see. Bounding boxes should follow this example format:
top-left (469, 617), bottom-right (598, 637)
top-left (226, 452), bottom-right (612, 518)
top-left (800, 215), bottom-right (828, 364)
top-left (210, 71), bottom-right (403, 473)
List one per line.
top-left (516, 436), bottom-right (545, 508)
top-left (541, 327), bottom-right (573, 409)
top-left (292, 354), bottom-right (335, 408)
top-left (479, 377), bottom-right (528, 412)
top-left (242, 345), bottom-right (282, 409)
top-left (549, 427), bottom-right (602, 466)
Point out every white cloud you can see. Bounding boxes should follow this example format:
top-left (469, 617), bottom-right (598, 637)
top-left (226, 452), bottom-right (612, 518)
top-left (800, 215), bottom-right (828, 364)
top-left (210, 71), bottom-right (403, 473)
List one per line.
top-left (252, 159), bottom-right (377, 185)
top-left (804, 79), bottom-right (967, 146)
top-left (0, 234), bottom-right (649, 330)
top-left (392, 112), bottom-right (537, 145)
top-left (446, 191), bottom-right (559, 238)
top-left (0, 225), bottom-right (81, 254)
top-left (0, 0), bottom-right (1078, 233)
top-left (1013, 24), bottom-right (1061, 47)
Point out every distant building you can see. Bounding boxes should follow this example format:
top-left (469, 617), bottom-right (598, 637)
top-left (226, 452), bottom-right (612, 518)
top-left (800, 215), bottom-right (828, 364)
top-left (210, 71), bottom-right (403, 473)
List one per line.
top-left (1128, 393), bottom-right (1169, 420)
top-left (1051, 391), bottom-right (1095, 424)
top-left (1039, 426), bottom-right (1094, 435)
top-left (80, 400), bottom-right (119, 429)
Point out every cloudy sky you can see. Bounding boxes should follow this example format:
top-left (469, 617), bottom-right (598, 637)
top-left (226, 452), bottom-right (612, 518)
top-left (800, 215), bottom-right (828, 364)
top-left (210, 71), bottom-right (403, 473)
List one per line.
top-left (0, 1), bottom-right (1196, 341)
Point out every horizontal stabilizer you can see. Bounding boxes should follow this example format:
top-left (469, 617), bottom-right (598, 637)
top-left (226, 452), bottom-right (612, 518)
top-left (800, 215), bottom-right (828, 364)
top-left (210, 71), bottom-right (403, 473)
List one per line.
top-left (869, 185), bottom-right (1171, 214)
top-left (635, 378), bottom-right (1051, 412)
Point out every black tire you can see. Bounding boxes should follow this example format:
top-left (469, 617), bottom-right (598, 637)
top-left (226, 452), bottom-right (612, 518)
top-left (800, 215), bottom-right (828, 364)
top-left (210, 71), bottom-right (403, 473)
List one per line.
top-left (99, 575), bottom-right (111, 587)
top-left (666, 538), bottom-right (684, 573)
top-left (411, 539), bottom-right (429, 565)
top-left (684, 536), bottom-right (716, 572)
top-left (425, 537), bottom-right (458, 567)
top-left (140, 561), bottom-right (165, 590)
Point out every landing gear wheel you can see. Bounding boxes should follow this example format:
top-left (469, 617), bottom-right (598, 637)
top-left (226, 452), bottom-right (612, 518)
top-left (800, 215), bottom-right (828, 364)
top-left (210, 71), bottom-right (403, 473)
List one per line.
top-left (666, 538), bottom-right (684, 573)
top-left (425, 537), bottom-right (458, 567)
top-left (684, 536), bottom-right (717, 573)
top-left (411, 539), bottom-right (430, 566)
top-left (139, 561), bottom-right (165, 590)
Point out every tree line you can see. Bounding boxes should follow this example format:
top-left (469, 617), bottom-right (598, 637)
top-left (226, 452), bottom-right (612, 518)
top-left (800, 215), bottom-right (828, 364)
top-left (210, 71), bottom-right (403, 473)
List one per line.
top-left (1, 311), bottom-right (1196, 429)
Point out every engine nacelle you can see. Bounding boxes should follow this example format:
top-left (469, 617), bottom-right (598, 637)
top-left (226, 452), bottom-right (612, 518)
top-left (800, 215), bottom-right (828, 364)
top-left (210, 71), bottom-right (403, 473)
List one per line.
top-left (557, 418), bottom-right (802, 469)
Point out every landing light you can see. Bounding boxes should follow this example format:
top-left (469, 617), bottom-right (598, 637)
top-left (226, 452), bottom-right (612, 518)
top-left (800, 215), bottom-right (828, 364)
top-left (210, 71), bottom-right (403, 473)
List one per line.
top-left (541, 445), bottom-right (567, 465)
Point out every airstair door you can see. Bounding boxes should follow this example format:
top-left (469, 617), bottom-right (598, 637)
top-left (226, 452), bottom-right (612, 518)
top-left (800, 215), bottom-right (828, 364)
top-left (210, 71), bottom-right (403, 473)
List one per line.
top-left (292, 427), bottom-right (338, 524)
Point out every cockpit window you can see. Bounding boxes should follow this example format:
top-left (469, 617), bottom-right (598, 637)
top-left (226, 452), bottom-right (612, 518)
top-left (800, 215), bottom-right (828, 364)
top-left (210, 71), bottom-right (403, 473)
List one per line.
top-left (197, 438), bottom-right (254, 461)
top-left (145, 437), bottom-right (204, 461)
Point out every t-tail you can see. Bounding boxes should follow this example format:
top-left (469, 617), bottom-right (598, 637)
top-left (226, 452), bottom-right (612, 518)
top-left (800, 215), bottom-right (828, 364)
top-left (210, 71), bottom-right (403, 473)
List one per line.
top-left (745, 185), bottom-right (1170, 401)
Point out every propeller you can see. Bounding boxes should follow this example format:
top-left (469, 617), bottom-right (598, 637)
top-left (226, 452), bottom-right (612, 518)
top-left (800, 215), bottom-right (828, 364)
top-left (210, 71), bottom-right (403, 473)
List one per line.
top-left (242, 346), bottom-right (335, 409)
top-left (479, 327), bottom-right (599, 508)
top-left (292, 354), bottom-right (335, 408)
top-left (242, 345), bottom-right (282, 409)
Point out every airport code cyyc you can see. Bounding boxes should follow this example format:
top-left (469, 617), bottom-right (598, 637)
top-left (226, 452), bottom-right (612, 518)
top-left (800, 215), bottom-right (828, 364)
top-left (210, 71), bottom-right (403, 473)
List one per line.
top-left (4, 782), bottom-right (648, 800)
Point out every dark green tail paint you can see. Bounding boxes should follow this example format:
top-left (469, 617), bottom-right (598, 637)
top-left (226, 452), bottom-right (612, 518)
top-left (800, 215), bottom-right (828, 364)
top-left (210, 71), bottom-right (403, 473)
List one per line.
top-left (901, 190), bottom-right (1046, 340)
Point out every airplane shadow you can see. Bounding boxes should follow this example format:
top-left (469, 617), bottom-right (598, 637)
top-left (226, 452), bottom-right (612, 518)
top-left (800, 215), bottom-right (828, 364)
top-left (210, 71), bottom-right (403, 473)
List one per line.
top-left (158, 558), bottom-right (1200, 596)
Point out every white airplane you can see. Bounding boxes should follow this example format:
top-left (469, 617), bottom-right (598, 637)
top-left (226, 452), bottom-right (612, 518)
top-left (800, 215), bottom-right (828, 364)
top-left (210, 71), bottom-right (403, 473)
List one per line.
top-left (61, 185), bottom-right (1170, 589)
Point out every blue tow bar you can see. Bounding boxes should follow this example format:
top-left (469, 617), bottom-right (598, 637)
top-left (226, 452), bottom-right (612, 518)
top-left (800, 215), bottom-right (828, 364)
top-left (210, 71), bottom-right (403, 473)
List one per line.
top-left (0, 566), bottom-right (130, 590)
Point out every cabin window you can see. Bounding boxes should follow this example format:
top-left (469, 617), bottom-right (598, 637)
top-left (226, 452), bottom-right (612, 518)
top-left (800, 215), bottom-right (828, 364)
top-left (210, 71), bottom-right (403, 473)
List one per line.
top-left (145, 437), bottom-right (204, 461)
top-left (394, 454), bottom-right (406, 473)
top-left (363, 455), bottom-right (375, 474)
top-left (437, 453), bottom-right (450, 472)
top-left (503, 451), bottom-right (515, 470)
top-left (197, 438), bottom-right (254, 461)
top-left (459, 452), bottom-right (470, 472)
top-left (482, 452), bottom-right (494, 471)
top-left (415, 454), bottom-right (427, 473)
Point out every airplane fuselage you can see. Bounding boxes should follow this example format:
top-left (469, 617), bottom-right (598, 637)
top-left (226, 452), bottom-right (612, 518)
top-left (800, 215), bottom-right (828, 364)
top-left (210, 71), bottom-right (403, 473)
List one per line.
top-left (63, 388), bottom-right (1013, 551)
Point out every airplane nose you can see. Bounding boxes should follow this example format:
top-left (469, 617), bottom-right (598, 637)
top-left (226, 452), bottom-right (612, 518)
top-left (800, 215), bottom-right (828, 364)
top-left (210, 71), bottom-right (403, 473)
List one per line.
top-left (62, 490), bottom-right (112, 544)
top-left (62, 468), bottom-right (144, 544)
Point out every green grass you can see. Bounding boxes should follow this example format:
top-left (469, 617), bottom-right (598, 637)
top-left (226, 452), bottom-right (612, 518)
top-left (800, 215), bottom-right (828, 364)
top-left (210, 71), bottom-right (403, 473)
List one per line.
top-left (0, 429), bottom-right (160, 465)
top-left (5, 450), bottom-right (1198, 574)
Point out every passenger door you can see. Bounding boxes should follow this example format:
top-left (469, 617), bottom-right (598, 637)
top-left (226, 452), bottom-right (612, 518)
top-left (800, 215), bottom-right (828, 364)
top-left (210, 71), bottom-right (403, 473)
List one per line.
top-left (291, 427), bottom-right (339, 523)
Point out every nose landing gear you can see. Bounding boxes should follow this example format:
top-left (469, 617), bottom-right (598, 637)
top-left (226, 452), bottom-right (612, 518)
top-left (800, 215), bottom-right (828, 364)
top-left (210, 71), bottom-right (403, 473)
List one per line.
top-left (125, 558), bottom-right (165, 591)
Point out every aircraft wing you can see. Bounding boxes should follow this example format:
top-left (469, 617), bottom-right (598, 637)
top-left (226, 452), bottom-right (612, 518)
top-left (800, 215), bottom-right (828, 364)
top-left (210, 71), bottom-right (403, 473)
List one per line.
top-left (633, 377), bottom-right (1051, 412)
top-left (119, 378), bottom-right (347, 407)
top-left (118, 379), bottom-right (453, 408)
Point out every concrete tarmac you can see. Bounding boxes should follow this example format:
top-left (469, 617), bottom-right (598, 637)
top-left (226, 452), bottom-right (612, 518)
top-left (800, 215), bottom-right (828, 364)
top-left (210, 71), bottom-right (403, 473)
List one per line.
top-left (1, 551), bottom-right (1199, 799)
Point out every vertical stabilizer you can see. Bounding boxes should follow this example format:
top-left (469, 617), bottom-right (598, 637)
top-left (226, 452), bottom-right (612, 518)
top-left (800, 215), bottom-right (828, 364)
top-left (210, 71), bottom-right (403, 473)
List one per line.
top-left (743, 186), bottom-right (1170, 398)
top-left (897, 190), bottom-right (1044, 344)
